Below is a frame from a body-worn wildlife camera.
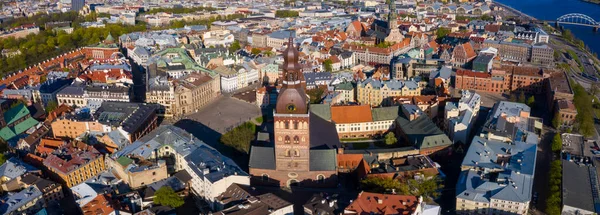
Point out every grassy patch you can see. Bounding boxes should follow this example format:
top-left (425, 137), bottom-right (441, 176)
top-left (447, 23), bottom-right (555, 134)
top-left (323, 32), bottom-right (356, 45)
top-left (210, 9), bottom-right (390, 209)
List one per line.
top-left (255, 116), bottom-right (264, 124)
top-left (341, 137), bottom-right (373, 142)
top-left (352, 142), bottom-right (371, 149)
top-left (567, 50), bottom-right (585, 72)
top-left (374, 140), bottom-right (395, 148)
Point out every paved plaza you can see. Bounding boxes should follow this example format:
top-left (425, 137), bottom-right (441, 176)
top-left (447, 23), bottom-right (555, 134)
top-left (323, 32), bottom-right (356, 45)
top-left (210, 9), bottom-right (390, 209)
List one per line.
top-left (181, 96), bottom-right (261, 134)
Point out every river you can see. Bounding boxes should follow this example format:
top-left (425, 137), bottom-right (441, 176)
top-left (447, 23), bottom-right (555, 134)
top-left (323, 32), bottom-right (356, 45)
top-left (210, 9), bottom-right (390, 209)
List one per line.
top-left (496, 0), bottom-right (600, 55)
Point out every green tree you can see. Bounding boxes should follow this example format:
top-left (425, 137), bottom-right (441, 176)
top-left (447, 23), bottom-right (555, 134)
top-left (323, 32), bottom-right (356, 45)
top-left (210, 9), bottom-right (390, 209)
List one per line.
top-left (219, 122), bottom-right (256, 154)
top-left (306, 88), bottom-right (325, 104)
top-left (153, 186), bottom-right (184, 208)
top-left (323, 59), bottom-right (333, 72)
top-left (509, 93), bottom-right (517, 102)
top-left (275, 10), bottom-right (299, 18)
top-left (263, 51), bottom-right (274, 57)
top-left (554, 50), bottom-right (561, 60)
top-left (251, 48), bottom-right (261, 55)
top-left (0, 154), bottom-right (6, 165)
top-left (385, 132), bottom-right (397, 145)
top-left (526, 96), bottom-right (535, 107)
top-left (573, 83), bottom-right (595, 137)
top-left (360, 176), bottom-right (443, 200)
top-left (480, 14), bottom-right (493, 21)
top-left (562, 29), bottom-right (574, 42)
top-left (45, 101), bottom-right (58, 113)
top-left (551, 133), bottom-right (562, 152)
top-left (517, 91), bottom-right (526, 104)
top-left (545, 160), bottom-right (562, 215)
top-left (552, 111), bottom-right (562, 129)
top-left (360, 177), bottom-right (403, 193)
top-left (229, 40), bottom-right (241, 53)
top-left (435, 27), bottom-right (451, 39)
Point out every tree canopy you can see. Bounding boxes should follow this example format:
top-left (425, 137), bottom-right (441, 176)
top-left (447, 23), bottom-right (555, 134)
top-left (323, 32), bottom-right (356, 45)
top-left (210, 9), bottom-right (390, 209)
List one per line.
top-left (545, 160), bottom-right (562, 215)
top-left (153, 186), bottom-right (184, 208)
top-left (552, 111), bottom-right (562, 129)
top-left (306, 88), bottom-right (325, 104)
top-left (360, 176), bottom-right (443, 200)
top-left (551, 133), bottom-right (562, 152)
top-left (385, 132), bottom-right (397, 145)
top-left (323, 59), bottom-right (333, 72)
top-left (275, 10), bottom-right (299, 18)
top-left (45, 101), bottom-right (58, 114)
top-left (219, 122), bottom-right (256, 154)
top-left (435, 28), bottom-right (451, 39)
top-left (229, 40), bottom-right (241, 53)
top-left (573, 83), bottom-right (595, 137)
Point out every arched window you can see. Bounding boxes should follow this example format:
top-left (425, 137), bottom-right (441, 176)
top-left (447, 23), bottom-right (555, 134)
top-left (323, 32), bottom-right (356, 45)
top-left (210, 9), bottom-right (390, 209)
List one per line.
top-left (285, 149), bottom-right (291, 157)
top-left (293, 136), bottom-right (300, 144)
top-left (262, 174), bottom-right (269, 181)
top-left (285, 136), bottom-right (291, 144)
top-left (293, 149), bottom-right (300, 157)
top-left (284, 121), bottom-right (290, 129)
top-left (294, 121), bottom-right (299, 129)
top-left (317, 175), bottom-right (325, 183)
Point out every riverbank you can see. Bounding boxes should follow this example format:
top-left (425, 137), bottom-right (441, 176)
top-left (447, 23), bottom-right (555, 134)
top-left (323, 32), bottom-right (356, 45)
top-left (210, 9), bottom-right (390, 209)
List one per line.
top-left (581, 0), bottom-right (600, 4)
top-left (492, 1), bottom-right (537, 21)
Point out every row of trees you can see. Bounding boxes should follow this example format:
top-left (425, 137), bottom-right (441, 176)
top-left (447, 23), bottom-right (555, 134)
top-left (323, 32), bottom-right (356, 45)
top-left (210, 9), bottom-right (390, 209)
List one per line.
top-left (165, 13), bottom-right (245, 29)
top-left (142, 6), bottom-right (217, 15)
top-left (275, 10), bottom-right (300, 18)
top-left (572, 83), bottom-right (596, 137)
top-left (545, 160), bottom-right (562, 215)
top-left (508, 91), bottom-right (535, 107)
top-left (0, 22), bottom-right (147, 75)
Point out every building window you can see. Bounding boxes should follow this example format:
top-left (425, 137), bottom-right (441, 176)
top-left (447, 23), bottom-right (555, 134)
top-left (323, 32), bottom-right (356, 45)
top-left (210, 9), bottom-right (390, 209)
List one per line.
top-left (285, 136), bottom-right (291, 144)
top-left (293, 136), bottom-right (300, 144)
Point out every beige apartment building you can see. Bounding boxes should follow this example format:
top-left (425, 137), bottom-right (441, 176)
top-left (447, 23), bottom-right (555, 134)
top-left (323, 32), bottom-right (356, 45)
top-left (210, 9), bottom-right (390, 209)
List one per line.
top-left (147, 72), bottom-right (220, 117)
top-left (357, 79), bottom-right (421, 106)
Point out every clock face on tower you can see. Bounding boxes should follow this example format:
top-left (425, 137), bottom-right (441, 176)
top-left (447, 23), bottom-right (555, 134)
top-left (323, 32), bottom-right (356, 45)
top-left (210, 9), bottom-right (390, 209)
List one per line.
top-left (287, 104), bottom-right (297, 112)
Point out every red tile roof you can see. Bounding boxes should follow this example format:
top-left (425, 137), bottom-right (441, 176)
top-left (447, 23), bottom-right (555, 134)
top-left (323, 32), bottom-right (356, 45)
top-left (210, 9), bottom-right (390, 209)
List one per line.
top-left (345, 192), bottom-right (420, 215)
top-left (81, 194), bottom-right (116, 215)
top-left (42, 144), bottom-right (102, 175)
top-left (331, 105), bottom-right (373, 124)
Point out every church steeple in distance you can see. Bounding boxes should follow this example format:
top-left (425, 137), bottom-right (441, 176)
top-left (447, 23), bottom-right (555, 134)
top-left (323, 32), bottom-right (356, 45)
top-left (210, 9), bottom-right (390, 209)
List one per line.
top-left (276, 35), bottom-right (308, 115)
top-left (388, 0), bottom-right (398, 30)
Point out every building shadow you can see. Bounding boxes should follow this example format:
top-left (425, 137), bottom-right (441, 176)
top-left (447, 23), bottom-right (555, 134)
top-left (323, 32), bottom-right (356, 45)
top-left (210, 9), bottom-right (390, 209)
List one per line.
top-left (173, 119), bottom-right (249, 172)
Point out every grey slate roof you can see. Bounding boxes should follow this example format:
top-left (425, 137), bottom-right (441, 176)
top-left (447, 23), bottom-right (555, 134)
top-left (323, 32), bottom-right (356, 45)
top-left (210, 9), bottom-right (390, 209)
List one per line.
top-left (249, 146), bottom-right (275, 170)
top-left (0, 186), bottom-right (42, 214)
top-left (562, 160), bottom-right (596, 213)
top-left (94, 101), bottom-right (159, 133)
top-left (56, 86), bottom-right (84, 96)
top-left (457, 136), bottom-right (536, 204)
top-left (0, 157), bottom-right (38, 180)
top-left (309, 149), bottom-right (337, 171)
top-left (310, 104), bottom-right (332, 121)
top-left (395, 114), bottom-right (451, 149)
top-left (371, 106), bottom-right (399, 121)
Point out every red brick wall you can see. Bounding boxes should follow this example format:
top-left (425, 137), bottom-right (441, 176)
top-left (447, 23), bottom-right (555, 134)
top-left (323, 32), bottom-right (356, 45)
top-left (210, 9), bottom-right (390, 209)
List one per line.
top-left (250, 168), bottom-right (338, 188)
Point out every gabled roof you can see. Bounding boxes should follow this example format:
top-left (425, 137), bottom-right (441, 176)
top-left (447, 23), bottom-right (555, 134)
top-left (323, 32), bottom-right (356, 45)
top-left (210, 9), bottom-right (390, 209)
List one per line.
top-left (395, 113), bottom-right (451, 149)
top-left (331, 105), bottom-right (373, 124)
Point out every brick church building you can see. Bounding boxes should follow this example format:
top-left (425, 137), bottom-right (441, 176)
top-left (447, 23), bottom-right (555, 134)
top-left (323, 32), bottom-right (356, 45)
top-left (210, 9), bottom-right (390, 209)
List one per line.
top-left (249, 37), bottom-right (339, 188)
